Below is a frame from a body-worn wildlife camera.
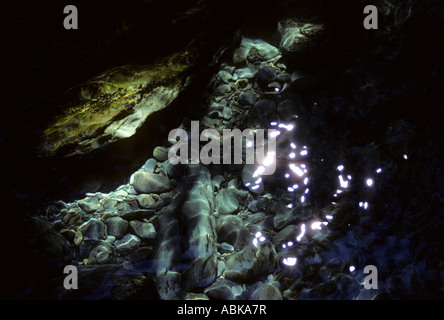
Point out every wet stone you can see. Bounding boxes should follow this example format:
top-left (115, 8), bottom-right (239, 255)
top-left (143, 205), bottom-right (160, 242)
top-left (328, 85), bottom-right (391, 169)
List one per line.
top-left (204, 278), bottom-right (244, 300)
top-left (130, 172), bottom-right (171, 194)
top-left (104, 216), bottom-right (128, 239)
top-left (258, 66), bottom-right (277, 83)
top-left (215, 188), bottom-right (239, 215)
top-left (78, 218), bottom-right (107, 240)
top-left (216, 215), bottom-right (249, 248)
top-left (236, 67), bottom-right (256, 79)
top-left (85, 242), bottom-right (115, 265)
top-left (142, 158), bottom-right (157, 173)
top-left (137, 194), bottom-right (155, 209)
top-left (250, 282), bottom-right (283, 300)
top-left (213, 84), bottom-right (231, 96)
top-left (129, 220), bottom-right (156, 241)
top-left (217, 70), bottom-right (233, 83)
top-left (219, 242), bottom-right (235, 254)
top-left (238, 92), bottom-right (257, 106)
top-left (153, 146), bottom-right (169, 162)
top-left (78, 197), bottom-right (100, 213)
top-left (115, 234), bottom-right (141, 253)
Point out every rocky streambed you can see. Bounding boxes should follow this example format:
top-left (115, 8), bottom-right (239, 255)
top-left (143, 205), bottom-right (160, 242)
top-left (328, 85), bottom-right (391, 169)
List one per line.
top-left (44, 30), bottom-right (444, 299)
top-left (3, 0), bottom-right (443, 300)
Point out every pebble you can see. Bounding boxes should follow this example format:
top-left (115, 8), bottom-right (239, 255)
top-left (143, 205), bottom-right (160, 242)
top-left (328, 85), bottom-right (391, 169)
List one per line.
top-left (249, 282), bottom-right (283, 300)
top-left (257, 66), bottom-right (277, 83)
top-left (217, 70), bottom-right (233, 83)
top-left (105, 216), bottom-right (128, 239)
top-left (153, 146), bottom-right (169, 162)
top-left (115, 234), bottom-right (141, 253)
top-left (86, 242), bottom-right (115, 265)
top-left (130, 172), bottom-right (171, 194)
top-left (213, 84), bottom-right (231, 96)
top-left (142, 158), bottom-right (157, 173)
top-left (129, 220), bottom-right (156, 240)
top-left (236, 67), bottom-right (256, 79)
top-left (78, 218), bottom-right (107, 240)
top-left (219, 242), bottom-right (235, 254)
top-left (238, 92), bottom-right (257, 106)
top-left (204, 279), bottom-right (244, 300)
top-left (78, 197), bottom-right (100, 213)
top-left (136, 194), bottom-right (156, 208)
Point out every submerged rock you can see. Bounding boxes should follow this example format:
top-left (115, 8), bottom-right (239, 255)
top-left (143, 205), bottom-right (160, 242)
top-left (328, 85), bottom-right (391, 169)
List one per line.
top-left (129, 220), bottom-right (156, 241)
top-left (104, 217), bottom-right (128, 239)
top-left (78, 197), bottom-right (100, 213)
top-left (115, 234), bottom-right (141, 253)
top-left (204, 278), bottom-right (244, 300)
top-left (78, 219), bottom-right (107, 240)
top-left (130, 172), bottom-right (171, 194)
top-left (249, 282), bottom-right (283, 300)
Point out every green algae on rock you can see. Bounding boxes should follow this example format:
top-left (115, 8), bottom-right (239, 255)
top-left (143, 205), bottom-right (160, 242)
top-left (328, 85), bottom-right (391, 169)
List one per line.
top-left (39, 50), bottom-right (193, 157)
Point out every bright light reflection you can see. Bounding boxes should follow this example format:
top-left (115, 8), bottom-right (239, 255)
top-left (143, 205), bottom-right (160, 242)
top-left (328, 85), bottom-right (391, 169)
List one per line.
top-left (339, 175), bottom-right (349, 188)
top-left (289, 152), bottom-right (296, 159)
top-left (349, 265), bottom-right (356, 272)
top-left (304, 177), bottom-right (309, 185)
top-left (289, 164), bottom-right (304, 177)
top-left (290, 143), bottom-right (297, 149)
top-left (326, 215), bottom-right (333, 220)
top-left (283, 257), bottom-right (297, 267)
top-left (270, 131), bottom-right (281, 138)
top-left (300, 195), bottom-right (305, 203)
top-left (245, 182), bottom-right (251, 187)
top-left (278, 123), bottom-right (294, 131)
top-left (287, 187), bottom-right (294, 192)
top-left (253, 165), bottom-right (265, 177)
top-left (337, 165), bottom-right (344, 171)
top-left (296, 224), bottom-right (306, 241)
top-left (263, 152), bottom-right (276, 167)
top-left (251, 185), bottom-right (260, 190)
top-left (287, 241), bottom-right (294, 247)
top-left (305, 188), bottom-right (310, 194)
top-left (285, 173), bottom-right (290, 179)
top-left (366, 178), bottom-right (374, 187)
top-left (376, 168), bottom-right (382, 173)
top-left (270, 122), bottom-right (277, 126)
top-left (255, 178), bottom-right (262, 184)
top-left (403, 154), bottom-right (408, 160)
top-left (287, 203), bottom-right (293, 209)
top-left (311, 221), bottom-right (322, 230)
top-left (300, 150), bottom-right (308, 156)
